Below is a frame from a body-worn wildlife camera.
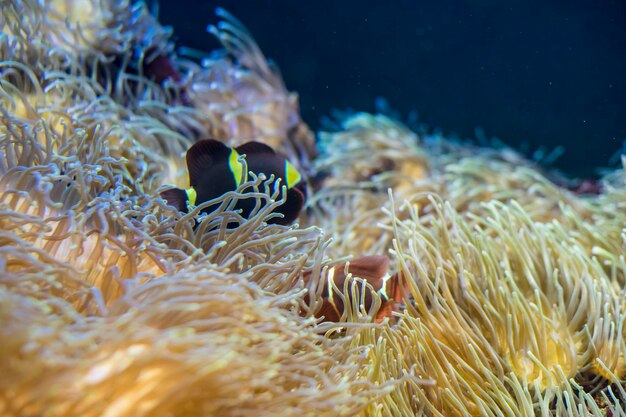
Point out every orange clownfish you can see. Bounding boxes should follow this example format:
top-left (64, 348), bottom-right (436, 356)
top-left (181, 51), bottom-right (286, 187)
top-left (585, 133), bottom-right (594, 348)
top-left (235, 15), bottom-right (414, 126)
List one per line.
top-left (302, 255), bottom-right (408, 323)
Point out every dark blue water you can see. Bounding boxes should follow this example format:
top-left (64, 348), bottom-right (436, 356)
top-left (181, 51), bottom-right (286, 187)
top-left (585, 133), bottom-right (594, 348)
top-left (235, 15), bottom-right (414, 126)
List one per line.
top-left (160, 0), bottom-right (626, 178)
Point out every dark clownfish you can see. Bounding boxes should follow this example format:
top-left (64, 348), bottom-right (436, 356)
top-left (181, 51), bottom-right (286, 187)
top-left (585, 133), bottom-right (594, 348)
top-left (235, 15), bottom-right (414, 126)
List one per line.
top-left (160, 139), bottom-right (306, 225)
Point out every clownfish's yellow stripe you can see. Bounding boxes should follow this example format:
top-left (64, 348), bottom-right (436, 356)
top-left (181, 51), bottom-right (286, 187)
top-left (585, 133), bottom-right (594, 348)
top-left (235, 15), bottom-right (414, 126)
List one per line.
top-left (185, 187), bottom-right (197, 206)
top-left (285, 161), bottom-right (301, 188)
top-left (229, 149), bottom-right (245, 186)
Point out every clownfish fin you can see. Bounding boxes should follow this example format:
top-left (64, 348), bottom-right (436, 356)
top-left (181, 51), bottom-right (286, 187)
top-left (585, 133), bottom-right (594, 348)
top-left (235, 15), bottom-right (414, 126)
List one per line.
top-left (235, 141), bottom-right (276, 156)
top-left (186, 139), bottom-right (231, 186)
top-left (271, 186), bottom-right (305, 225)
top-left (160, 187), bottom-right (189, 212)
top-left (375, 303), bottom-right (395, 323)
top-left (375, 272), bottom-right (409, 323)
top-left (343, 255), bottom-right (390, 286)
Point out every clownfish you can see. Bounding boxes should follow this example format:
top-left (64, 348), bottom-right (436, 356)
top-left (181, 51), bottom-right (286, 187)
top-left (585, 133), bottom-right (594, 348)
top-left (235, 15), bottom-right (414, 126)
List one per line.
top-left (160, 139), bottom-right (306, 225)
top-left (301, 255), bottom-right (408, 323)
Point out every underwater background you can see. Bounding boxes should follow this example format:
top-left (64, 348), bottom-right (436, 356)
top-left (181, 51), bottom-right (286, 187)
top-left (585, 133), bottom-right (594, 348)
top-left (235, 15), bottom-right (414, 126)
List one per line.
top-left (2, 0), bottom-right (626, 415)
top-left (161, 0), bottom-right (626, 178)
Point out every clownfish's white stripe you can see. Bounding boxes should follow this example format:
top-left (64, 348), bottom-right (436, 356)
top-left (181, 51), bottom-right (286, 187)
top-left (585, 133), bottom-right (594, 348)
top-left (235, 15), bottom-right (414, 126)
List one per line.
top-left (378, 273), bottom-right (393, 301)
top-left (326, 266), bottom-right (336, 299)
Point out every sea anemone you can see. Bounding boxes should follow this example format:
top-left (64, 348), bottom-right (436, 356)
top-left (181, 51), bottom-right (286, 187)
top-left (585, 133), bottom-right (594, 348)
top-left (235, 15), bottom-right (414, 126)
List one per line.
top-left (309, 109), bottom-right (625, 415)
top-left (1, 1), bottom-right (625, 416)
top-left (180, 7), bottom-right (317, 176)
top-left (0, 2), bottom-right (391, 416)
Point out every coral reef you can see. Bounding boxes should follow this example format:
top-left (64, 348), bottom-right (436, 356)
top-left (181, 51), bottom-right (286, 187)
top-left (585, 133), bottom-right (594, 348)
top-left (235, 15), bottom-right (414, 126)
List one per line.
top-left (1, 1), bottom-right (625, 416)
